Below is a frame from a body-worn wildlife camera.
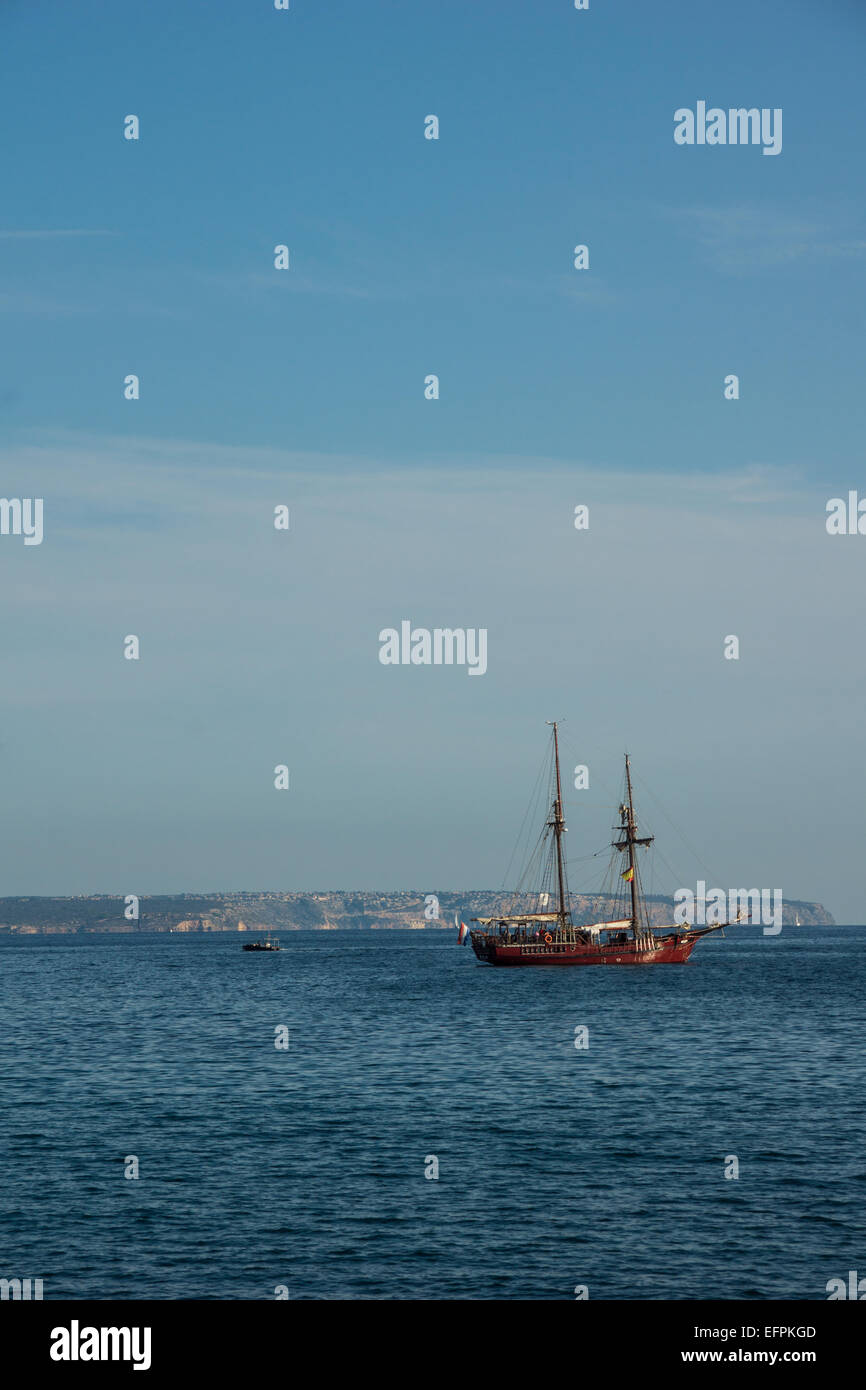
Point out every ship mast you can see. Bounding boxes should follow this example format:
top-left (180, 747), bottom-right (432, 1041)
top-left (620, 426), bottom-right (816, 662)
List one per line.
top-left (614, 753), bottom-right (653, 939)
top-left (547, 721), bottom-right (569, 927)
top-left (625, 756), bottom-right (639, 928)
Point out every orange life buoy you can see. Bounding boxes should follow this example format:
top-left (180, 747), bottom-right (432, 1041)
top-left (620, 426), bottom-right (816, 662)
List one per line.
top-left (543, 932), bottom-right (553, 944)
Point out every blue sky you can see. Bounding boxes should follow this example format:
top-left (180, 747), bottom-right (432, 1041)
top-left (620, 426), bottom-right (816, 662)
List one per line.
top-left (1, 0), bottom-right (864, 920)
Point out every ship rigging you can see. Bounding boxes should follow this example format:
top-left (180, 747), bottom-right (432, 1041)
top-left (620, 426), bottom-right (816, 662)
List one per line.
top-left (469, 723), bottom-right (738, 967)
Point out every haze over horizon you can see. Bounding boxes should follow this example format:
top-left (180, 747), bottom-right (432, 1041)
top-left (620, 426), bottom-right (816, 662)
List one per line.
top-left (1, 1), bottom-right (864, 922)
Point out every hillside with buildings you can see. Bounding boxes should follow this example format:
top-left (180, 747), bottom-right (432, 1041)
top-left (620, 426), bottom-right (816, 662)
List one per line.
top-left (0, 891), bottom-right (836, 933)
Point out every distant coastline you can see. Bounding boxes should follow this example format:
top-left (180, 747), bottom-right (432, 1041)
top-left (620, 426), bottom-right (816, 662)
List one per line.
top-left (0, 891), bottom-right (836, 934)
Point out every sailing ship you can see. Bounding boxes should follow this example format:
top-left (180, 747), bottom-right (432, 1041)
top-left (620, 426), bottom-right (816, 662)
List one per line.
top-left (469, 723), bottom-right (735, 967)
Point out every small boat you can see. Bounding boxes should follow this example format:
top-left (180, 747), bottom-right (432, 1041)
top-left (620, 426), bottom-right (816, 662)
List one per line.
top-left (242, 934), bottom-right (280, 952)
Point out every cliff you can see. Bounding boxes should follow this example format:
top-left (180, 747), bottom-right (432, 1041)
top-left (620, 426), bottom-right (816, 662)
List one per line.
top-left (0, 890), bottom-right (836, 933)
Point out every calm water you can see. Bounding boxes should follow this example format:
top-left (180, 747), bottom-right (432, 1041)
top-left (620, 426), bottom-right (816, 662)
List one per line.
top-left (1, 926), bottom-right (863, 1300)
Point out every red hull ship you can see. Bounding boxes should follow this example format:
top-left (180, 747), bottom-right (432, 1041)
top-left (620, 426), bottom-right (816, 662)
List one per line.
top-left (470, 930), bottom-right (715, 967)
top-left (469, 724), bottom-right (733, 968)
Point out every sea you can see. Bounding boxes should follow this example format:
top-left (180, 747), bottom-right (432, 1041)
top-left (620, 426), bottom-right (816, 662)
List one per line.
top-left (1, 925), bottom-right (863, 1301)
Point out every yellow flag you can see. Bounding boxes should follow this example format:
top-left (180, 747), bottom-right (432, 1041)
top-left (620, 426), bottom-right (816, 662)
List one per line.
top-left (621, 867), bottom-right (634, 882)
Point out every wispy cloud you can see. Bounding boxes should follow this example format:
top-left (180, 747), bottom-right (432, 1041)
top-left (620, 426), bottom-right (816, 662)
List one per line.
top-left (195, 267), bottom-right (397, 302)
top-left (663, 204), bottom-right (866, 273)
top-left (242, 270), bottom-right (377, 299)
top-left (0, 288), bottom-right (186, 319)
top-left (1, 427), bottom-right (813, 515)
top-left (0, 292), bottom-right (100, 316)
top-left (0, 229), bottom-right (117, 239)
top-left (557, 274), bottom-right (619, 307)
top-left (199, 265), bottom-right (622, 310)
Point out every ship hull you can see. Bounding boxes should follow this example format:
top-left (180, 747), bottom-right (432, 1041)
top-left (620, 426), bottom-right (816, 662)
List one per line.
top-left (470, 934), bottom-right (698, 966)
